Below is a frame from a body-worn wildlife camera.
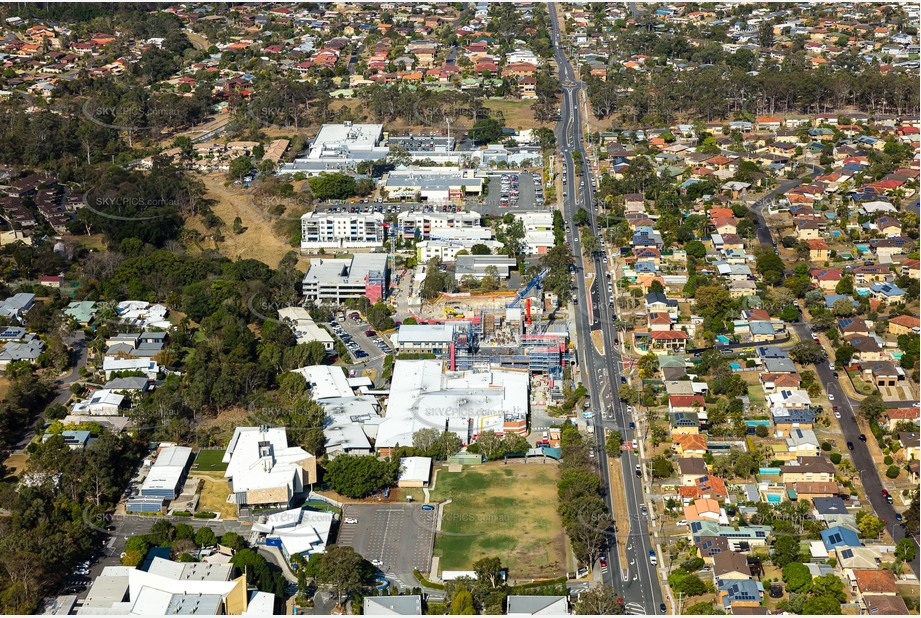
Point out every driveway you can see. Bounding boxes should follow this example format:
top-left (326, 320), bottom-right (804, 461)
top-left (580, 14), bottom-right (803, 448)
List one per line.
top-left (13, 331), bottom-right (87, 451)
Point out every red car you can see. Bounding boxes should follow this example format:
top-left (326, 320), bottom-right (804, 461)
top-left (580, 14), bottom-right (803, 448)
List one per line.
top-left (600, 557), bottom-right (607, 568)
top-left (365, 330), bottom-right (375, 336)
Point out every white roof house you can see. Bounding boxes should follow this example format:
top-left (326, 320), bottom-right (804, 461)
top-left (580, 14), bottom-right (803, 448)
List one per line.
top-left (0, 292), bottom-right (35, 319)
top-left (507, 595), bottom-right (570, 615)
top-left (292, 365), bottom-right (354, 400)
top-left (116, 301), bottom-right (170, 329)
top-left (364, 596), bottom-right (424, 615)
top-left (102, 357), bottom-right (159, 380)
top-left (223, 427), bottom-right (317, 512)
top-left (767, 388), bottom-right (812, 410)
top-left (376, 360), bottom-right (529, 450)
top-left (71, 389), bottom-right (124, 415)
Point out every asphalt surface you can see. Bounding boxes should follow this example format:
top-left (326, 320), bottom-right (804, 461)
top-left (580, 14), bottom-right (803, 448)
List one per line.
top-left (549, 6), bottom-right (664, 613)
top-left (337, 503), bottom-right (435, 588)
top-left (334, 314), bottom-right (392, 362)
top-left (481, 172), bottom-right (544, 214)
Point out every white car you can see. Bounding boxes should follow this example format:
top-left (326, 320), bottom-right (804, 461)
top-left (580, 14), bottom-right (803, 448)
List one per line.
top-left (344, 518), bottom-right (358, 524)
top-left (676, 520), bottom-right (688, 527)
top-left (828, 393), bottom-right (835, 401)
top-left (371, 559), bottom-right (383, 567)
top-left (834, 411), bottom-right (841, 419)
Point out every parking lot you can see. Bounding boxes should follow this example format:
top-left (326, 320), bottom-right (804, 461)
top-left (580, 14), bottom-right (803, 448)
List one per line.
top-left (329, 313), bottom-right (393, 362)
top-left (336, 503), bottom-right (435, 577)
top-left (67, 515), bottom-right (254, 601)
top-left (480, 171), bottom-right (544, 215)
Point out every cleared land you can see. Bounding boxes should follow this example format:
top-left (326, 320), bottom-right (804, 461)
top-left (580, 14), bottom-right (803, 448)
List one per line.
top-left (428, 462), bottom-right (566, 579)
top-left (193, 173), bottom-right (311, 268)
top-left (484, 99), bottom-right (545, 131)
top-left (194, 475), bottom-right (236, 520)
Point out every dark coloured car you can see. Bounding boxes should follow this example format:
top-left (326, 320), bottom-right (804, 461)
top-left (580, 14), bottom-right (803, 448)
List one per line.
top-left (660, 604), bottom-right (667, 614)
top-left (859, 434), bottom-right (867, 442)
top-left (421, 504), bottom-right (435, 511)
top-left (847, 441), bottom-right (854, 450)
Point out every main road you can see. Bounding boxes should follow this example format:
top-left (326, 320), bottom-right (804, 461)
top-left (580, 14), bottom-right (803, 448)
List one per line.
top-left (549, 5), bottom-right (665, 614)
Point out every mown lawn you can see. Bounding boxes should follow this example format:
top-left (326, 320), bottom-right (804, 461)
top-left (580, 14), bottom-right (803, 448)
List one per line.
top-left (193, 449), bottom-right (228, 472)
top-left (428, 462), bottom-right (566, 579)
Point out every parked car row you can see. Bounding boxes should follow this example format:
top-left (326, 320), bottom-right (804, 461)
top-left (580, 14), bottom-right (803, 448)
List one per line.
top-left (499, 173), bottom-right (519, 207)
top-left (329, 320), bottom-right (369, 360)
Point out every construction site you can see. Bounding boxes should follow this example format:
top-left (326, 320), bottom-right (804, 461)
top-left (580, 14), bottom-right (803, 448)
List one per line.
top-left (399, 268), bottom-right (572, 381)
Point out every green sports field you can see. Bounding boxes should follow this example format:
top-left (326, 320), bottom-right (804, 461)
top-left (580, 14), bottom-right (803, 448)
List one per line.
top-left (428, 462), bottom-right (566, 579)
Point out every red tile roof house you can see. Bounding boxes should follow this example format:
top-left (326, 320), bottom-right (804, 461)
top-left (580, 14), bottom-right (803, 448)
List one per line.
top-left (882, 407), bottom-right (920, 431)
top-left (809, 268), bottom-right (842, 291)
top-left (759, 372), bottom-right (802, 393)
top-left (648, 312), bottom-right (673, 331)
top-left (669, 395), bottom-right (706, 414)
top-left (649, 330), bottom-right (688, 353)
top-left (888, 314), bottom-right (920, 336)
top-left (695, 474), bottom-right (728, 500)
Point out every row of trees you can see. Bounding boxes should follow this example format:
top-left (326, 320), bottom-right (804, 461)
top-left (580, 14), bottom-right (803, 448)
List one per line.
top-left (586, 55), bottom-right (918, 125)
top-left (557, 423), bottom-right (610, 569)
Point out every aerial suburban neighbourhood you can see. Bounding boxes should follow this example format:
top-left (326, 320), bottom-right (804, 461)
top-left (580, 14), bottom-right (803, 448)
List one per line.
top-left (0, 0), bottom-right (917, 616)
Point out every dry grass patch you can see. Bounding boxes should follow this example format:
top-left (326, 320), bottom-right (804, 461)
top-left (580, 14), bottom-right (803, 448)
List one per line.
top-left (194, 476), bottom-right (236, 520)
top-left (194, 173), bottom-right (312, 268)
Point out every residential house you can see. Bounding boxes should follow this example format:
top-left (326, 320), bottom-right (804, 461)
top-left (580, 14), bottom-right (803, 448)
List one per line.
top-left (810, 268), bottom-right (843, 292)
top-left (881, 407), bottom-right (919, 431)
top-left (772, 408), bottom-right (817, 435)
top-left (712, 551), bottom-right (752, 581)
top-left (806, 239), bottom-right (829, 261)
top-left (767, 389), bottom-right (812, 410)
top-left (888, 314), bottom-right (920, 336)
top-left (844, 335), bottom-right (883, 362)
top-left (786, 428), bottom-right (821, 458)
top-left (677, 458), bottom-right (709, 486)
top-left (781, 456), bottom-right (835, 484)
top-left (684, 498), bottom-right (722, 522)
top-left (717, 580), bottom-right (763, 610)
top-left (673, 433), bottom-right (708, 457)
top-left (899, 432), bottom-right (920, 461)
top-left (506, 596), bottom-right (569, 616)
top-left (364, 596), bottom-right (423, 615)
top-left (759, 372), bottom-right (802, 394)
